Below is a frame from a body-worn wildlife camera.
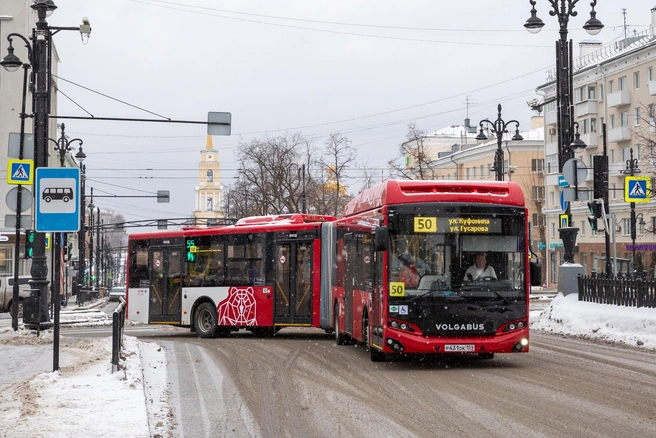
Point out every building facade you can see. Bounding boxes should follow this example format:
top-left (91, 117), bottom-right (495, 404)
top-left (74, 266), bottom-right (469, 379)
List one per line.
top-left (538, 7), bottom-right (656, 282)
top-left (193, 135), bottom-right (225, 225)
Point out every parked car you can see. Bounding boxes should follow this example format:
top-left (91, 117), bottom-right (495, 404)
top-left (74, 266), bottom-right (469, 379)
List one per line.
top-left (0, 275), bottom-right (32, 317)
top-left (108, 286), bottom-right (126, 302)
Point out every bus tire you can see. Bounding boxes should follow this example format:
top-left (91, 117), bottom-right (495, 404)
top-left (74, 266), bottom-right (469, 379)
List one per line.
top-left (478, 353), bottom-right (494, 360)
top-left (194, 302), bottom-right (219, 338)
top-left (334, 306), bottom-right (345, 345)
top-left (363, 312), bottom-right (386, 362)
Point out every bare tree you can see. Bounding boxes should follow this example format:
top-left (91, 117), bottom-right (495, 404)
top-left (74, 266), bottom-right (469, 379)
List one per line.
top-left (225, 133), bottom-right (315, 219)
top-left (322, 133), bottom-right (357, 216)
top-left (388, 123), bottom-right (438, 180)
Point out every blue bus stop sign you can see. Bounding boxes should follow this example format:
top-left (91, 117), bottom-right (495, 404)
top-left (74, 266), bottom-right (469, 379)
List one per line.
top-left (35, 168), bottom-right (81, 232)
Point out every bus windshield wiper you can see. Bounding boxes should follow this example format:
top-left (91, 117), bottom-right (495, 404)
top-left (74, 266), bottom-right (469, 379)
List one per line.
top-left (409, 289), bottom-right (463, 302)
top-left (477, 284), bottom-right (510, 305)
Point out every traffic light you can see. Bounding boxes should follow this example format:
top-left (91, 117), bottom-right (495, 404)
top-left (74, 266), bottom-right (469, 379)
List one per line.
top-left (587, 202), bottom-right (600, 231)
top-left (593, 155), bottom-right (608, 199)
top-left (24, 229), bottom-right (35, 259)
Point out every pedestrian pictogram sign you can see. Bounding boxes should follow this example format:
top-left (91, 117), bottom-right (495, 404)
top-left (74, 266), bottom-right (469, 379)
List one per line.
top-left (624, 176), bottom-right (651, 203)
top-left (7, 159), bottom-right (34, 185)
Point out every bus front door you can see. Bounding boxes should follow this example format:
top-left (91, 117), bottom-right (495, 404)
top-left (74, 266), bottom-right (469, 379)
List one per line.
top-left (149, 247), bottom-right (182, 323)
top-left (274, 240), bottom-right (313, 326)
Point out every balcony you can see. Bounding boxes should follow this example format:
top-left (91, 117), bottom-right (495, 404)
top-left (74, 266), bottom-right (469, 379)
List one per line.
top-left (545, 140), bottom-right (558, 156)
top-left (607, 90), bottom-right (631, 107)
top-left (545, 111), bottom-right (557, 126)
top-left (649, 80), bottom-right (656, 96)
top-left (608, 126), bottom-right (632, 142)
top-left (580, 132), bottom-right (598, 148)
top-left (575, 100), bottom-right (598, 117)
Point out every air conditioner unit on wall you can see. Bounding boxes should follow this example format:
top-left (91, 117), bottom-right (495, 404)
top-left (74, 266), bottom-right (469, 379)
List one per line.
top-left (537, 170), bottom-right (545, 177)
top-left (548, 128), bottom-right (556, 135)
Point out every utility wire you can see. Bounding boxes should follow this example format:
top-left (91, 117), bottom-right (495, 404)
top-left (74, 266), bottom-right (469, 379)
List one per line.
top-left (130, 0), bottom-right (552, 48)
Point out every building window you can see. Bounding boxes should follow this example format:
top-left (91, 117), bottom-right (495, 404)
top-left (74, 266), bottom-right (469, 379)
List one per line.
top-left (581, 253), bottom-right (588, 273)
top-left (473, 167), bottom-right (477, 179)
top-left (207, 197), bottom-right (213, 211)
top-left (590, 118), bottom-right (597, 133)
top-left (610, 149), bottom-right (615, 164)
top-left (610, 114), bottom-right (615, 129)
top-left (532, 213), bottom-right (545, 227)
top-left (609, 80), bottom-right (614, 93)
top-left (635, 107), bottom-right (641, 126)
top-left (480, 164), bottom-right (484, 177)
top-left (620, 111), bottom-right (628, 127)
top-left (575, 86), bottom-right (584, 102)
top-left (0, 248), bottom-right (10, 275)
top-left (532, 186), bottom-right (545, 200)
top-left (580, 221), bottom-right (585, 236)
top-left (648, 67), bottom-right (653, 82)
top-left (531, 158), bottom-right (544, 171)
top-left (618, 76), bottom-right (627, 91)
top-left (551, 222), bottom-right (556, 237)
top-left (599, 83), bottom-right (604, 100)
top-left (550, 191), bottom-right (555, 207)
top-left (206, 169), bottom-right (214, 182)
top-left (622, 218), bottom-right (630, 236)
top-left (587, 85), bottom-right (596, 100)
top-left (581, 119), bottom-right (589, 134)
top-left (466, 168), bottom-right (471, 179)
top-left (612, 183), bottom-right (617, 200)
top-left (634, 71), bottom-right (640, 90)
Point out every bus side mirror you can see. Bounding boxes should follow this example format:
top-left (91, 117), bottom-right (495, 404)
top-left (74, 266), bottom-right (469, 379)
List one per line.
top-left (529, 261), bottom-right (542, 287)
top-left (374, 226), bottom-right (388, 251)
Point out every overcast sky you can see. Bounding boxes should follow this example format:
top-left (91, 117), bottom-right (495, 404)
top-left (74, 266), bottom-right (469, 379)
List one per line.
top-left (46, 0), bottom-right (654, 229)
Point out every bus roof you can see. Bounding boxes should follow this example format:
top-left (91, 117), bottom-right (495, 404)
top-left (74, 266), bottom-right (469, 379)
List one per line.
top-left (129, 214), bottom-right (336, 241)
top-left (343, 180), bottom-right (526, 216)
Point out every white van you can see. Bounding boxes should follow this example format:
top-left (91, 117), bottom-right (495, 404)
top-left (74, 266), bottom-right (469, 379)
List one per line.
top-left (0, 275), bottom-right (32, 317)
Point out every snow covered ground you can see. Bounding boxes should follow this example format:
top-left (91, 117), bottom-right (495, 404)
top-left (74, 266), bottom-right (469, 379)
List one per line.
top-left (0, 293), bottom-right (655, 437)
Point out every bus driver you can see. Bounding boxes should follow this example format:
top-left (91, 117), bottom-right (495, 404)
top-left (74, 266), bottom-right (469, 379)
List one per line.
top-left (463, 252), bottom-right (497, 282)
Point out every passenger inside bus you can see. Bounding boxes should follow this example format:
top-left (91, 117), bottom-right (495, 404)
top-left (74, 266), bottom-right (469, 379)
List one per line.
top-left (463, 252), bottom-right (497, 282)
top-left (398, 254), bottom-right (420, 288)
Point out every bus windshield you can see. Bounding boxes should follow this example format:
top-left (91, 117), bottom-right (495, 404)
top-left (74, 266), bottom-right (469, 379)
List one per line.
top-left (389, 213), bottom-right (526, 303)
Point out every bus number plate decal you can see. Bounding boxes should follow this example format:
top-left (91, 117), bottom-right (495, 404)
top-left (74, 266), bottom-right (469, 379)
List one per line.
top-left (414, 217), bottom-right (436, 233)
top-left (389, 282), bottom-right (405, 297)
top-left (444, 344), bottom-right (475, 352)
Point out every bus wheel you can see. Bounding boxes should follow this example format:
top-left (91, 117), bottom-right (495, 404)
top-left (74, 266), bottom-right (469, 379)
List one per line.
top-left (363, 313), bottom-right (386, 362)
top-left (478, 353), bottom-right (494, 360)
top-left (334, 306), bottom-right (345, 345)
top-left (194, 302), bottom-right (219, 338)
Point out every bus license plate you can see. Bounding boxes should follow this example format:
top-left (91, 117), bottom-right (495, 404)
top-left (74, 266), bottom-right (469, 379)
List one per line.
top-left (445, 344), bottom-right (475, 352)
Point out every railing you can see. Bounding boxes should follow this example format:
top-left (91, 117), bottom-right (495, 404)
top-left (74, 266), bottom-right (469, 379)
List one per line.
top-left (578, 273), bottom-right (656, 308)
top-left (111, 297), bottom-right (126, 372)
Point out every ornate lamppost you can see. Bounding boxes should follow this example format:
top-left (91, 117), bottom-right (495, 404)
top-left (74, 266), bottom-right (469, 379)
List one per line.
top-left (621, 148), bottom-right (642, 273)
top-left (0, 0), bottom-right (91, 330)
top-left (475, 104), bottom-right (523, 181)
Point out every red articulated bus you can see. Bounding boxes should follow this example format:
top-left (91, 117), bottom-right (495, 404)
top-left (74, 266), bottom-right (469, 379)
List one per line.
top-left (126, 214), bottom-right (336, 337)
top-left (325, 180), bottom-right (541, 361)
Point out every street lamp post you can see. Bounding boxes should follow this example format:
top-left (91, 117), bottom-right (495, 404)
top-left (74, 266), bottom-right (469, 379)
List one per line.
top-left (621, 148), bottom-right (642, 273)
top-left (88, 188), bottom-right (95, 297)
top-left (525, 0), bottom-right (603, 266)
top-left (524, 0), bottom-right (603, 173)
top-left (475, 104), bottom-right (523, 181)
top-left (0, 0), bottom-right (91, 330)
top-left (75, 148), bottom-right (86, 297)
top-left (50, 123), bottom-right (83, 167)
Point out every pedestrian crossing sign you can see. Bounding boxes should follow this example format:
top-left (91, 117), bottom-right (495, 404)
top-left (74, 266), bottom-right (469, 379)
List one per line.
top-left (624, 176), bottom-right (650, 203)
top-left (7, 159), bottom-right (34, 185)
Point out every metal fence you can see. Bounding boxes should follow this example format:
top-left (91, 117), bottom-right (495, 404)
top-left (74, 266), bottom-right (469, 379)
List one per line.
top-left (111, 297), bottom-right (126, 372)
top-left (578, 274), bottom-right (656, 308)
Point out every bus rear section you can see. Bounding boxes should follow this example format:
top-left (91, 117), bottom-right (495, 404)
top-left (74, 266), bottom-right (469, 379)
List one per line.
top-left (126, 214), bottom-right (335, 337)
top-left (331, 180), bottom-right (536, 361)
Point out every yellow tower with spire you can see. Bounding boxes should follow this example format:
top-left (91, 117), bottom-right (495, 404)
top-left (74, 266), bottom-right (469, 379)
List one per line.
top-left (193, 135), bottom-right (224, 225)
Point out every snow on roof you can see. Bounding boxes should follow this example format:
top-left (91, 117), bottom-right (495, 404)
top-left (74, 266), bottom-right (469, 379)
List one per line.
top-left (428, 125), bottom-right (478, 138)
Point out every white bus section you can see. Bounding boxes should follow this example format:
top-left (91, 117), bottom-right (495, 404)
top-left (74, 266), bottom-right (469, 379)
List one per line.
top-left (180, 287), bottom-right (229, 325)
top-left (127, 288), bottom-right (149, 324)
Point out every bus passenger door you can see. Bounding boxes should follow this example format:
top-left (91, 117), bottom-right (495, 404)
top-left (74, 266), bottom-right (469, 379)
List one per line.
top-left (149, 247), bottom-right (182, 323)
top-left (343, 234), bottom-right (356, 336)
top-left (274, 240), bottom-right (313, 326)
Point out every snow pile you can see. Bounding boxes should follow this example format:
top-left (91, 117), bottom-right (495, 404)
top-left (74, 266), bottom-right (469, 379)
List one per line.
top-left (0, 330), bottom-right (172, 438)
top-left (531, 293), bottom-right (656, 349)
